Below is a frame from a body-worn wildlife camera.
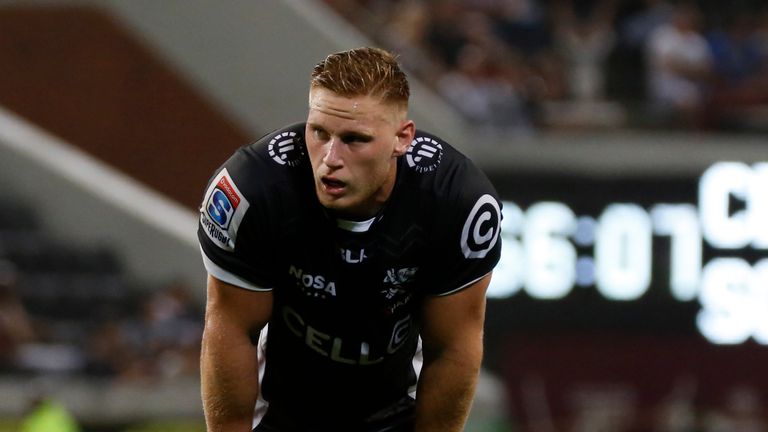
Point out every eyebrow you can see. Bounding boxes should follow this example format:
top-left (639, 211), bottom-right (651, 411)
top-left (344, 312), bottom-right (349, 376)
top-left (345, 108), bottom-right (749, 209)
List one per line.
top-left (308, 123), bottom-right (374, 142)
top-left (340, 131), bottom-right (373, 143)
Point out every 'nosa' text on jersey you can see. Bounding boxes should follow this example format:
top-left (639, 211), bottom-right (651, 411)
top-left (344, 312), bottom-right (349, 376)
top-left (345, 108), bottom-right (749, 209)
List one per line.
top-left (289, 265), bottom-right (337, 297)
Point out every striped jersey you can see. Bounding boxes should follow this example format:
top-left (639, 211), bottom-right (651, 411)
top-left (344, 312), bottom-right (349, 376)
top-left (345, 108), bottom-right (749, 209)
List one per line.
top-left (198, 122), bottom-right (502, 431)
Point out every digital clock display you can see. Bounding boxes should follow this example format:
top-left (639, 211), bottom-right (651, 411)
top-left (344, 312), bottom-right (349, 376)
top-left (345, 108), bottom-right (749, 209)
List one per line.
top-left (486, 162), bottom-right (768, 345)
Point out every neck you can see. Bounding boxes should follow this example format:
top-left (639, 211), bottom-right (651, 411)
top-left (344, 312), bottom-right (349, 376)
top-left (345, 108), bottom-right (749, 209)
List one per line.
top-left (332, 159), bottom-right (399, 221)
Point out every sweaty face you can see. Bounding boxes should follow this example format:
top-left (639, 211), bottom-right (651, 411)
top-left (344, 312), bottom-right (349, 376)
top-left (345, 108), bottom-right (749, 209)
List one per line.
top-left (305, 88), bottom-right (414, 219)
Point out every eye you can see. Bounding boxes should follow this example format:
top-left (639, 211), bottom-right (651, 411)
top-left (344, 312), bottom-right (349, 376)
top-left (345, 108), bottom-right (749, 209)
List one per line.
top-left (340, 133), bottom-right (372, 145)
top-left (312, 127), bottom-right (330, 142)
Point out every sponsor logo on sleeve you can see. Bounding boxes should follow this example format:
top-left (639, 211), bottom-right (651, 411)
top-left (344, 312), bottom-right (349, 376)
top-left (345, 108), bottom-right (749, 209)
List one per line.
top-left (268, 131), bottom-right (305, 167)
top-left (388, 315), bottom-right (413, 354)
top-left (406, 136), bottom-right (443, 173)
top-left (200, 168), bottom-right (250, 251)
top-left (461, 194), bottom-right (501, 259)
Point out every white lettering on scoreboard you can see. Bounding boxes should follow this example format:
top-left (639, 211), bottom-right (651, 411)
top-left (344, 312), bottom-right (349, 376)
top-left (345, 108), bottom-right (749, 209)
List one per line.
top-left (488, 162), bottom-right (768, 345)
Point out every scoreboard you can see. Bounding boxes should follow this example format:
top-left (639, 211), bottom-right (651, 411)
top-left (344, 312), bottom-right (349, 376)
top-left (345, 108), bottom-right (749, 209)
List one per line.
top-left (486, 162), bottom-right (768, 345)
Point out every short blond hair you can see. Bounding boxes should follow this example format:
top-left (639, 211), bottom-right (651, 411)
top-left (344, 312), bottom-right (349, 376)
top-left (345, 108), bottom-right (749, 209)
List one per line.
top-left (310, 47), bottom-right (410, 108)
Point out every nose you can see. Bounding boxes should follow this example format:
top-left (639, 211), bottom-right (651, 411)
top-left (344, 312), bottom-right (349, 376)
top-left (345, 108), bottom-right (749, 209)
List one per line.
top-left (322, 138), bottom-right (343, 169)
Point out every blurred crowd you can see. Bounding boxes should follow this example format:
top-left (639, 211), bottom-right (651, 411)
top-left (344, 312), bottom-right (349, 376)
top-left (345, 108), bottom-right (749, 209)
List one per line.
top-left (82, 280), bottom-right (203, 381)
top-left (324, 0), bottom-right (768, 134)
top-left (0, 259), bottom-right (203, 382)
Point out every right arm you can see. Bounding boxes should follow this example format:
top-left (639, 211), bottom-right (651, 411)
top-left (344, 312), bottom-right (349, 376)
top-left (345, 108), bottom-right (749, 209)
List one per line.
top-left (201, 274), bottom-right (273, 432)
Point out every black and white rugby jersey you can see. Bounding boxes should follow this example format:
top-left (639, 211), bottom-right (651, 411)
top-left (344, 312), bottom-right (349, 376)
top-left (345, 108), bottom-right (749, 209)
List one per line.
top-left (198, 122), bottom-right (502, 431)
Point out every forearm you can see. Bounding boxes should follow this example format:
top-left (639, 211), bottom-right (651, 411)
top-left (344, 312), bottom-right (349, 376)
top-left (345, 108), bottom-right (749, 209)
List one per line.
top-left (201, 318), bottom-right (260, 432)
top-left (414, 346), bottom-right (483, 432)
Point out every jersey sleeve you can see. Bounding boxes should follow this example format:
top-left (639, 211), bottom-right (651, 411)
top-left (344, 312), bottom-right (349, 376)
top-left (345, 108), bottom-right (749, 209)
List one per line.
top-left (197, 147), bottom-right (278, 291)
top-left (422, 159), bottom-right (503, 296)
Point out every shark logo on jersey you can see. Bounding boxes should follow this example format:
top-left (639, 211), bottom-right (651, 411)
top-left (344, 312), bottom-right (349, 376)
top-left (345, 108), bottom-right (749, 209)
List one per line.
top-left (461, 194), bottom-right (501, 259)
top-left (381, 268), bottom-right (417, 314)
top-left (383, 267), bottom-right (418, 286)
top-left (200, 169), bottom-right (250, 251)
top-left (268, 131), bottom-right (305, 167)
top-left (406, 137), bottom-right (443, 173)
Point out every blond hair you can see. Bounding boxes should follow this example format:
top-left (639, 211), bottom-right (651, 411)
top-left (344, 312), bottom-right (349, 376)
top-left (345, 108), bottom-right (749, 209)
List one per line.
top-left (310, 47), bottom-right (410, 108)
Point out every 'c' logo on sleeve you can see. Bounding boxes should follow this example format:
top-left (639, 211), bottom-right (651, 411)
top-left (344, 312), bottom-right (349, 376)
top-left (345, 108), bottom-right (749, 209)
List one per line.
top-left (461, 194), bottom-right (501, 259)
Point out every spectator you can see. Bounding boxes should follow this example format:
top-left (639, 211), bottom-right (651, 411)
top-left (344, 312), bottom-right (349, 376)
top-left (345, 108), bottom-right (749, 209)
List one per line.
top-left (0, 261), bottom-right (34, 372)
top-left (703, 11), bottom-right (768, 130)
top-left (645, 2), bottom-right (712, 128)
top-left (83, 319), bottom-right (132, 377)
top-left (621, 0), bottom-right (675, 49)
top-left (553, 0), bottom-right (617, 101)
top-left (437, 43), bottom-right (534, 133)
top-left (377, 1), bottom-right (445, 83)
top-left (492, 0), bottom-right (551, 56)
top-left (423, 0), bottom-right (470, 68)
top-left (118, 282), bottom-right (202, 380)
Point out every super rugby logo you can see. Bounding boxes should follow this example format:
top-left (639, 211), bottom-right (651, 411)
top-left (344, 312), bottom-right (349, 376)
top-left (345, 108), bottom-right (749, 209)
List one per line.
top-left (200, 169), bottom-right (250, 251)
top-left (406, 137), bottom-right (442, 173)
top-left (207, 177), bottom-right (239, 230)
top-left (461, 194), bottom-right (501, 259)
top-left (268, 131), bottom-right (304, 167)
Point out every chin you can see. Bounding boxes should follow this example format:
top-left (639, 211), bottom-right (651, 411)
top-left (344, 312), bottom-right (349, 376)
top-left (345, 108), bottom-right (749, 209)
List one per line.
top-left (318, 196), bottom-right (367, 218)
top-left (317, 193), bottom-right (351, 211)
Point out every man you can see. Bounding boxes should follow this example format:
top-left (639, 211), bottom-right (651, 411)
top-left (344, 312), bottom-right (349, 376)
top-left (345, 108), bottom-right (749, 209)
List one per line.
top-left (198, 47), bottom-right (502, 432)
top-left (645, 3), bottom-right (712, 126)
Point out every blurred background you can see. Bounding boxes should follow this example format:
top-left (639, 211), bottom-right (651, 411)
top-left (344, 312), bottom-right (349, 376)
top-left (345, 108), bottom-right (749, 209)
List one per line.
top-left (0, 0), bottom-right (767, 430)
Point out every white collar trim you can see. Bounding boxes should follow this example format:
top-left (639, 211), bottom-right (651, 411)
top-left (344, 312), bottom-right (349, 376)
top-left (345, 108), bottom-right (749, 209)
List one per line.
top-left (336, 217), bottom-right (376, 232)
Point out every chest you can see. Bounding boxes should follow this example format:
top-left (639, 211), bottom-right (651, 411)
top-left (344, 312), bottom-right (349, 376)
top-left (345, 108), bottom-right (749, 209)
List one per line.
top-left (274, 211), bottom-right (432, 312)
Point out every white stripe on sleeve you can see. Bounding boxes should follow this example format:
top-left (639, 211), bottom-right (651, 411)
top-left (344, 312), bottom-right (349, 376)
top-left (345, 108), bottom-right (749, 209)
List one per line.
top-left (200, 247), bottom-right (272, 292)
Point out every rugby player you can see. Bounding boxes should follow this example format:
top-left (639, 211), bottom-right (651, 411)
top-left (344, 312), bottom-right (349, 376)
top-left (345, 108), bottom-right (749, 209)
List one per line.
top-left (198, 47), bottom-right (502, 432)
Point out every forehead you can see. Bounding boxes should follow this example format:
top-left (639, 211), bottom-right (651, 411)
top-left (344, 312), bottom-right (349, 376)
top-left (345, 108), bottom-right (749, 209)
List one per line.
top-left (308, 88), bottom-right (398, 128)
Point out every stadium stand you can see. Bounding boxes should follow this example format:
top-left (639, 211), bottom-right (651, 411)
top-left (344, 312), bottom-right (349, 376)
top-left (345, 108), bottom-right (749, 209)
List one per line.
top-left (323, 0), bottom-right (768, 133)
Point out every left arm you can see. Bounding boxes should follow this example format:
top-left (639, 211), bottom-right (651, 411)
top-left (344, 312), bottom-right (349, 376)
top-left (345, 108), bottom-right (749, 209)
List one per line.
top-left (415, 273), bottom-right (492, 432)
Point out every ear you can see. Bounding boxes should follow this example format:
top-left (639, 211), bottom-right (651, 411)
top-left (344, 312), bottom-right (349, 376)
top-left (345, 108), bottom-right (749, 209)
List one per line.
top-left (392, 120), bottom-right (415, 157)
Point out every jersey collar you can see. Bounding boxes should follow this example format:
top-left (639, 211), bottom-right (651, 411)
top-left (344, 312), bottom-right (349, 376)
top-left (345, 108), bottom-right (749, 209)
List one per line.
top-left (335, 217), bottom-right (377, 232)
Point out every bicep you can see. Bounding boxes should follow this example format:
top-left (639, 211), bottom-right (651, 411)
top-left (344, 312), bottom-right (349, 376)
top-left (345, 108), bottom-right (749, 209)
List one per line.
top-left (420, 273), bottom-right (491, 356)
top-left (204, 274), bottom-right (273, 338)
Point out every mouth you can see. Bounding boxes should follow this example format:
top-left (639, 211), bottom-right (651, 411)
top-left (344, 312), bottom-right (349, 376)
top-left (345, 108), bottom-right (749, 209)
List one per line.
top-left (320, 176), bottom-right (347, 196)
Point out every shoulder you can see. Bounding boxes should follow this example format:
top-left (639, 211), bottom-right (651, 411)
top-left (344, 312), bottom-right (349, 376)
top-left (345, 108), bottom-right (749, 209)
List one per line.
top-left (399, 132), bottom-right (502, 294)
top-left (230, 122), bottom-right (308, 179)
top-left (258, 122), bottom-right (309, 170)
top-left (199, 123), bottom-right (310, 248)
top-left (205, 122), bottom-right (310, 202)
top-left (405, 130), bottom-right (501, 258)
top-left (198, 122), bottom-right (311, 289)
top-left (402, 130), bottom-right (498, 204)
